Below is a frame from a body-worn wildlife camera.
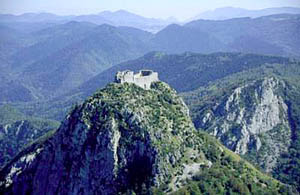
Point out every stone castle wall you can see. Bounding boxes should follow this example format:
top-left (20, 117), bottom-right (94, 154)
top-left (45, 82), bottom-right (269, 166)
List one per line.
top-left (115, 70), bottom-right (159, 89)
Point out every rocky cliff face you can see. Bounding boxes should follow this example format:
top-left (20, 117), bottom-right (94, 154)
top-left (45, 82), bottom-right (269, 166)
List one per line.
top-left (0, 82), bottom-right (208, 194)
top-left (189, 77), bottom-right (291, 172)
top-left (0, 119), bottom-right (59, 167)
top-left (0, 81), bottom-right (291, 194)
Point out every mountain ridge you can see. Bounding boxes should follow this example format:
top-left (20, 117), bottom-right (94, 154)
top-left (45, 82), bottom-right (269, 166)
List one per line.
top-left (1, 14), bottom-right (299, 102)
top-left (0, 10), bottom-right (175, 33)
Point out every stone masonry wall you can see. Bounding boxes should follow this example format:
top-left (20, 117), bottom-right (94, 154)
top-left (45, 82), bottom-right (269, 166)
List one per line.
top-left (115, 70), bottom-right (159, 90)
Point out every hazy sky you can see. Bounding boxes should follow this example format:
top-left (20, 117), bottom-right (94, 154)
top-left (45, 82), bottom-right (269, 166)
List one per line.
top-left (1, 0), bottom-right (300, 20)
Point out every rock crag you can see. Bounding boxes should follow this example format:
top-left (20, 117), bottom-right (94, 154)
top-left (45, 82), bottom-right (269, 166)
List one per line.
top-left (0, 81), bottom-right (291, 194)
top-left (0, 82), bottom-right (203, 194)
top-left (189, 77), bottom-right (291, 172)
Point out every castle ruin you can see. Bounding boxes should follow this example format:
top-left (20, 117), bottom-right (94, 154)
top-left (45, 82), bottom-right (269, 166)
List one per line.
top-left (115, 70), bottom-right (159, 89)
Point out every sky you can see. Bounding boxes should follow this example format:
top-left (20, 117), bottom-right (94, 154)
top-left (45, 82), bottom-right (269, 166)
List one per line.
top-left (1, 0), bottom-right (300, 20)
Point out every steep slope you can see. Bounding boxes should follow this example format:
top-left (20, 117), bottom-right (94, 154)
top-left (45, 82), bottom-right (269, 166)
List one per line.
top-left (0, 82), bottom-right (291, 194)
top-left (0, 24), bottom-right (31, 67)
top-left (0, 105), bottom-right (60, 167)
top-left (1, 22), bottom-right (154, 102)
top-left (0, 105), bottom-right (25, 125)
top-left (0, 119), bottom-right (59, 167)
top-left (187, 78), bottom-right (290, 168)
top-left (0, 72), bottom-right (34, 103)
top-left (185, 14), bottom-right (300, 57)
top-left (18, 24), bottom-right (153, 98)
top-left (152, 24), bottom-right (225, 54)
top-left (0, 81), bottom-right (34, 103)
top-left (146, 14), bottom-right (300, 57)
top-left (182, 61), bottom-right (300, 191)
top-left (10, 21), bottom-right (97, 72)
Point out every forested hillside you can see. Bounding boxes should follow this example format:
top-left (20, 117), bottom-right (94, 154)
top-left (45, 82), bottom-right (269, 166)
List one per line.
top-left (0, 14), bottom-right (299, 102)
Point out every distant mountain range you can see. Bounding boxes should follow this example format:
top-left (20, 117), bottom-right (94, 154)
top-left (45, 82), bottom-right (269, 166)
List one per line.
top-left (2, 7), bottom-right (300, 28)
top-left (190, 6), bottom-right (300, 21)
top-left (17, 23), bottom-right (153, 98)
top-left (0, 10), bottom-right (175, 33)
top-left (0, 13), bottom-right (299, 102)
top-left (2, 7), bottom-right (300, 32)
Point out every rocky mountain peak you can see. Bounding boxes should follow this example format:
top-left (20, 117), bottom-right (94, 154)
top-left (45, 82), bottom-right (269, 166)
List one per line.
top-left (0, 81), bottom-right (293, 194)
top-left (195, 77), bottom-right (291, 172)
top-left (0, 82), bottom-right (206, 194)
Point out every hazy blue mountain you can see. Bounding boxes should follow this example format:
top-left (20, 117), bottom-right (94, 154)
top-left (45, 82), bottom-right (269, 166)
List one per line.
top-left (1, 13), bottom-right (299, 104)
top-left (0, 22), bottom-right (60, 34)
top-left (72, 14), bottom-right (111, 25)
top-left (0, 24), bottom-right (30, 65)
top-left (1, 21), bottom-right (154, 102)
top-left (31, 21), bottom-right (97, 42)
top-left (1, 22), bottom-right (100, 102)
top-left (17, 24), bottom-right (153, 98)
top-left (0, 61), bottom-right (34, 103)
top-left (191, 6), bottom-right (300, 21)
top-left (98, 10), bottom-right (163, 24)
top-left (10, 21), bottom-right (98, 72)
top-left (0, 10), bottom-right (175, 32)
top-left (0, 80), bottom-right (34, 103)
top-left (0, 12), bottom-right (72, 23)
top-left (185, 14), bottom-right (300, 57)
top-left (0, 22), bottom-right (57, 70)
top-left (149, 14), bottom-right (300, 57)
top-left (98, 10), bottom-right (173, 32)
top-left (74, 10), bottom-right (175, 32)
top-left (152, 24), bottom-right (225, 54)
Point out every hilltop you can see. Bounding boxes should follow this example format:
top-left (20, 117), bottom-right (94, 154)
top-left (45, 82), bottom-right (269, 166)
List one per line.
top-left (0, 82), bottom-right (292, 194)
